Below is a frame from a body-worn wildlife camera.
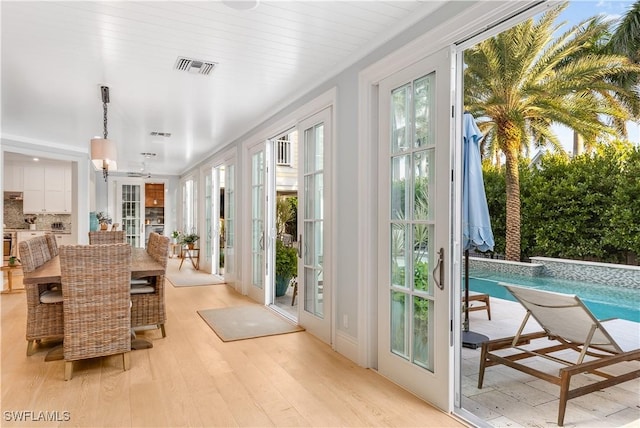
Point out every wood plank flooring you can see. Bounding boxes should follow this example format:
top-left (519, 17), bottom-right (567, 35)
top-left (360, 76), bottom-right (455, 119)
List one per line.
top-left (1, 267), bottom-right (463, 427)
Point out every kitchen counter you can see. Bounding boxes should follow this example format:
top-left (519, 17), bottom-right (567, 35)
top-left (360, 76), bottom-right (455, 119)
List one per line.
top-left (6, 228), bottom-right (71, 234)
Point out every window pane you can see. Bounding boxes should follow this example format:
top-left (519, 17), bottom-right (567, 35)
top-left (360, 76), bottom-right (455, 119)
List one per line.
top-left (413, 296), bottom-right (432, 370)
top-left (314, 124), bottom-right (324, 170)
top-left (412, 224), bottom-right (430, 292)
top-left (413, 150), bottom-right (433, 221)
top-left (391, 155), bottom-right (409, 220)
top-left (414, 74), bottom-right (434, 148)
top-left (391, 291), bottom-right (408, 358)
top-left (391, 223), bottom-right (408, 289)
top-left (391, 84), bottom-right (411, 153)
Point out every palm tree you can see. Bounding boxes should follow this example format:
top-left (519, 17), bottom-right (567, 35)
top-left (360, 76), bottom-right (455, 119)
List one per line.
top-left (607, 0), bottom-right (640, 118)
top-left (610, 0), bottom-right (640, 64)
top-left (464, 3), bottom-right (640, 261)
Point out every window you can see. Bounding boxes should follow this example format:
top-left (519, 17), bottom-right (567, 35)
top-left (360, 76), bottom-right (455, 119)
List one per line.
top-left (276, 135), bottom-right (291, 166)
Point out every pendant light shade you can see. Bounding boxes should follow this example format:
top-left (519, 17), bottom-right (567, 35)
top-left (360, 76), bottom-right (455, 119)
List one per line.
top-left (90, 85), bottom-right (117, 181)
top-left (90, 138), bottom-right (118, 172)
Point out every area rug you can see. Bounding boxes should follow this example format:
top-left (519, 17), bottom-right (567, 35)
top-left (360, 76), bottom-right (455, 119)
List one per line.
top-left (197, 305), bottom-right (304, 342)
top-left (166, 259), bottom-right (226, 287)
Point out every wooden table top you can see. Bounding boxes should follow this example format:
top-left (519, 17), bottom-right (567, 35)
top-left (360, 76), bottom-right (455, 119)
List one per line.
top-left (23, 247), bottom-right (164, 285)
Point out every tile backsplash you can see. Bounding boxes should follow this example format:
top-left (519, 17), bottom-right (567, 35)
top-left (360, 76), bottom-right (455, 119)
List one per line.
top-left (3, 199), bottom-right (71, 230)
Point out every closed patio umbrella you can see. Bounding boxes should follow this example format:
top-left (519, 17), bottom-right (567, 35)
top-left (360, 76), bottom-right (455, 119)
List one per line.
top-left (462, 111), bottom-right (494, 349)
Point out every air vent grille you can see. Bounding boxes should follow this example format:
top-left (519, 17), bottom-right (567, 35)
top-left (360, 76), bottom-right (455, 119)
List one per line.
top-left (174, 56), bottom-right (217, 76)
top-left (150, 132), bottom-right (171, 137)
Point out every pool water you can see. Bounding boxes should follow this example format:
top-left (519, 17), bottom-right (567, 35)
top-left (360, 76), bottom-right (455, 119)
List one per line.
top-left (469, 271), bottom-right (640, 323)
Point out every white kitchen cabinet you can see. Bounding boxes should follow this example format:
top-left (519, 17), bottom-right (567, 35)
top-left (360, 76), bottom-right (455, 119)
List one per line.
top-left (22, 166), bottom-right (45, 213)
top-left (22, 164), bottom-right (71, 214)
top-left (53, 233), bottom-right (75, 247)
top-left (3, 164), bottom-right (24, 191)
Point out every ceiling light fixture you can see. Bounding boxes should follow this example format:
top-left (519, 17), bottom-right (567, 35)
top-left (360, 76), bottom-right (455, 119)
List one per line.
top-left (90, 85), bottom-right (118, 182)
top-left (222, 0), bottom-right (259, 10)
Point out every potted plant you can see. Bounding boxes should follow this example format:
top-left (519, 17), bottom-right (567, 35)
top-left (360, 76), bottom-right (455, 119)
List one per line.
top-left (96, 212), bottom-right (112, 230)
top-left (8, 256), bottom-right (20, 267)
top-left (275, 239), bottom-right (298, 297)
top-left (171, 230), bottom-right (181, 244)
top-left (180, 233), bottom-right (199, 249)
top-left (24, 216), bottom-right (37, 230)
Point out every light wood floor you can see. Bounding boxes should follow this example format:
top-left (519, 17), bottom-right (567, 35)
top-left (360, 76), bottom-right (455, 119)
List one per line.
top-left (1, 270), bottom-right (463, 428)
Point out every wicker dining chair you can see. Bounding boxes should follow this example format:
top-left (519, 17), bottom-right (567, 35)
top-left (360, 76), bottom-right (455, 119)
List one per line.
top-left (20, 236), bottom-right (64, 356)
top-left (59, 243), bottom-right (132, 380)
top-left (88, 230), bottom-right (126, 244)
top-left (45, 233), bottom-right (59, 257)
top-left (131, 232), bottom-right (169, 337)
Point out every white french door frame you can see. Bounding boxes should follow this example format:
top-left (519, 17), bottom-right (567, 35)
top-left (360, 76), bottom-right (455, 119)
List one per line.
top-left (240, 88), bottom-right (337, 346)
top-left (356, 0), bottom-right (548, 419)
top-left (296, 107), bottom-right (333, 344)
top-left (204, 147), bottom-right (238, 288)
top-left (114, 178), bottom-right (145, 247)
top-left (377, 46), bottom-right (455, 411)
top-left (199, 163), bottom-right (223, 275)
top-left (244, 141), bottom-right (275, 304)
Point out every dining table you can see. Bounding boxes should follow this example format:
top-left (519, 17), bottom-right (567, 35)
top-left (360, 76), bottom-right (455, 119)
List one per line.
top-left (22, 247), bottom-right (165, 285)
top-left (23, 247), bottom-right (165, 360)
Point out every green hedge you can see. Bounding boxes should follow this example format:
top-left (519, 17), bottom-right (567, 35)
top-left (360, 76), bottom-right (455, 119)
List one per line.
top-left (483, 142), bottom-right (640, 264)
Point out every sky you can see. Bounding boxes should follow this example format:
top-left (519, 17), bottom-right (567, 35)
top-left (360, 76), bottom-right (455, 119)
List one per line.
top-left (550, 0), bottom-right (640, 152)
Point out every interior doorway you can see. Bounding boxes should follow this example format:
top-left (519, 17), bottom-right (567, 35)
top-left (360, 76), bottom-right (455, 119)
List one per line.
top-left (269, 129), bottom-right (299, 321)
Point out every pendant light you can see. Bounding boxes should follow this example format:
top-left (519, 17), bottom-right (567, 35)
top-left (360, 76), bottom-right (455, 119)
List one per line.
top-left (90, 85), bottom-right (118, 182)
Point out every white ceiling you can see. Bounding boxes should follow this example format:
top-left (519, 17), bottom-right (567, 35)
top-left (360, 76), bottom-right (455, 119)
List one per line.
top-left (1, 1), bottom-right (440, 176)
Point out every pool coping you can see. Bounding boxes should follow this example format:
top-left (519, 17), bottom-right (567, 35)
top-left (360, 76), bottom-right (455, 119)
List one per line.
top-left (469, 256), bottom-right (640, 289)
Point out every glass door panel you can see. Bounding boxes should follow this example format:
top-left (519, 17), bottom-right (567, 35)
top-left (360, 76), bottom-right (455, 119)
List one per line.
top-left (297, 107), bottom-right (332, 344)
top-left (378, 47), bottom-right (453, 411)
top-left (120, 183), bottom-right (142, 247)
top-left (250, 147), bottom-right (265, 301)
top-left (225, 164), bottom-right (235, 278)
top-left (203, 170), bottom-right (213, 272)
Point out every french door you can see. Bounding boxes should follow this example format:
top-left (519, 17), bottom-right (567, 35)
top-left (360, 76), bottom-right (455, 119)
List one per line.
top-left (224, 162), bottom-right (236, 283)
top-left (116, 180), bottom-right (144, 247)
top-left (297, 108), bottom-right (332, 344)
top-left (202, 165), bottom-right (223, 275)
top-left (248, 142), bottom-right (274, 303)
top-left (377, 47), bottom-right (453, 411)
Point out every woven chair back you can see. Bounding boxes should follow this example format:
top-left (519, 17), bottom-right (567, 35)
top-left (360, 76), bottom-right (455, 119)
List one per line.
top-left (60, 243), bottom-right (132, 361)
top-left (89, 230), bottom-right (126, 245)
top-left (18, 236), bottom-right (52, 273)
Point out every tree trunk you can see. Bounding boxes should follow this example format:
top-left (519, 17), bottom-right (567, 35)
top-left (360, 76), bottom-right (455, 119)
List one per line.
top-left (573, 132), bottom-right (584, 156)
top-left (503, 146), bottom-right (521, 261)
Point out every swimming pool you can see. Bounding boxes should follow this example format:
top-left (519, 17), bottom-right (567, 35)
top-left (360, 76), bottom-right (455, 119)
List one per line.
top-left (469, 271), bottom-right (640, 323)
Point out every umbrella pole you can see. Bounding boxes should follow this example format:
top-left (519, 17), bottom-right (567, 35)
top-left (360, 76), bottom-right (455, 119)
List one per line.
top-left (464, 249), bottom-right (470, 332)
top-left (462, 249), bottom-right (489, 349)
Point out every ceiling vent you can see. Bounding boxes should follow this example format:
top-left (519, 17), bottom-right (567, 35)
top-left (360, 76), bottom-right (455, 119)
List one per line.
top-left (174, 57), bottom-right (217, 76)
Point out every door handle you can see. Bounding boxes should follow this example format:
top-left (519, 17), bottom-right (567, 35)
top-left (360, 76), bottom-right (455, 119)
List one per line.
top-left (259, 234), bottom-right (265, 250)
top-left (432, 247), bottom-right (444, 290)
top-left (297, 235), bottom-right (302, 258)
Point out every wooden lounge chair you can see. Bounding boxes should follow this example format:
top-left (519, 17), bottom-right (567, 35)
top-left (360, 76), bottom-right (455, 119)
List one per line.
top-left (477, 283), bottom-right (640, 426)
